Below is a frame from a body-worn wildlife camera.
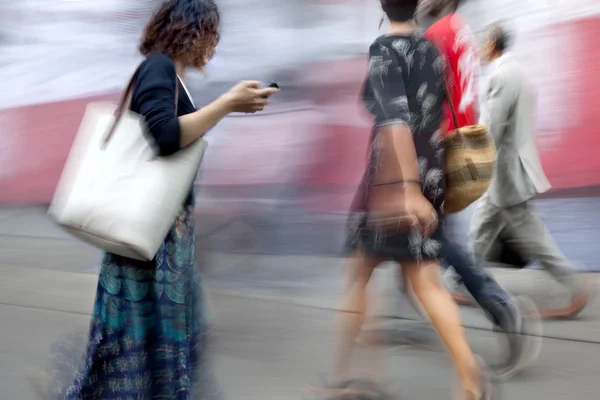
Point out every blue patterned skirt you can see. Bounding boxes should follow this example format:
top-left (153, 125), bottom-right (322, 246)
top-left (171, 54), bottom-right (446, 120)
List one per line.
top-left (47, 202), bottom-right (216, 399)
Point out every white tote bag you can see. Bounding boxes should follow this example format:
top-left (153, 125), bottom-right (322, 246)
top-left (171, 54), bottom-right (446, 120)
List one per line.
top-left (49, 67), bottom-right (207, 261)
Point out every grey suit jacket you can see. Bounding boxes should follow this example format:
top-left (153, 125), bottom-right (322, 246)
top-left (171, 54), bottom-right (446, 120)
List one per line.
top-left (485, 54), bottom-right (551, 208)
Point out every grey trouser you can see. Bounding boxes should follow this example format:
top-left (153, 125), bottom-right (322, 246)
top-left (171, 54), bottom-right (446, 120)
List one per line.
top-left (470, 195), bottom-right (577, 283)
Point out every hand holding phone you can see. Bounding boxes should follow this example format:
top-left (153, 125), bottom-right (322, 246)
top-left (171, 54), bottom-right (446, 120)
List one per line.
top-left (226, 80), bottom-right (277, 113)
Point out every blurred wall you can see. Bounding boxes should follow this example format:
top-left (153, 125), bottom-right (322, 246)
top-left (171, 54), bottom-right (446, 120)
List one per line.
top-left (1, 0), bottom-right (600, 205)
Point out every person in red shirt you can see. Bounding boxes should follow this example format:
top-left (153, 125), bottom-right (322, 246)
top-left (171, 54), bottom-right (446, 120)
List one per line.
top-left (419, 0), bottom-right (480, 134)
top-left (390, 0), bottom-right (543, 380)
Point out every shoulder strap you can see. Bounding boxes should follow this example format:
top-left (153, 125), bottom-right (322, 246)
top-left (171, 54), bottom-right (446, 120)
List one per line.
top-left (442, 67), bottom-right (460, 131)
top-left (102, 60), bottom-right (180, 148)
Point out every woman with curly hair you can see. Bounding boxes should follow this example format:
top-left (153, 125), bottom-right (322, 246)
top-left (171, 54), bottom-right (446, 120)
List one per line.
top-left (31, 1), bottom-right (278, 399)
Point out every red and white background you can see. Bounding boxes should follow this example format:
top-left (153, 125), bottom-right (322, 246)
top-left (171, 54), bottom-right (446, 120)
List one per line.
top-left (1, 0), bottom-right (600, 209)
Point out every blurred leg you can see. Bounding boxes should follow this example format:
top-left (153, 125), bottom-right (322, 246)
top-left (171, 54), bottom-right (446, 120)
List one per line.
top-left (469, 196), bottom-right (504, 266)
top-left (503, 203), bottom-right (577, 279)
top-left (331, 251), bottom-right (383, 381)
top-left (443, 241), bottom-right (511, 326)
top-left (442, 241), bottom-right (543, 380)
top-left (403, 260), bottom-right (481, 398)
top-left (400, 266), bottom-right (429, 321)
top-left (502, 202), bottom-right (594, 318)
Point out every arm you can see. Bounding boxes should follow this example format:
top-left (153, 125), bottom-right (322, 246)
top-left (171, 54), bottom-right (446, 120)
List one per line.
top-left (178, 98), bottom-right (231, 148)
top-left (376, 125), bottom-right (421, 186)
top-left (367, 43), bottom-right (420, 187)
top-left (134, 54), bottom-right (232, 156)
top-left (486, 71), bottom-right (514, 142)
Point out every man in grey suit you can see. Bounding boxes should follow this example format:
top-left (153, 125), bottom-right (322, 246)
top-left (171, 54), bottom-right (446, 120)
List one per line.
top-left (470, 23), bottom-right (594, 319)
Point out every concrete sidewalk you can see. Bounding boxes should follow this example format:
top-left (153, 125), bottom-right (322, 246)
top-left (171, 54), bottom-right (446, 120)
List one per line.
top-left (2, 206), bottom-right (600, 399)
top-left (1, 204), bottom-right (600, 341)
top-left (1, 263), bottom-right (600, 400)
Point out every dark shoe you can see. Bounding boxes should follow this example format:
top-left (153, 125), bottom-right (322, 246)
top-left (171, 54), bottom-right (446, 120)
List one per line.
top-left (492, 295), bottom-right (542, 381)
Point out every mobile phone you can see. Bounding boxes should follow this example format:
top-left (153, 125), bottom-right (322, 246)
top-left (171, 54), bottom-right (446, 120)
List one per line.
top-left (262, 81), bottom-right (279, 98)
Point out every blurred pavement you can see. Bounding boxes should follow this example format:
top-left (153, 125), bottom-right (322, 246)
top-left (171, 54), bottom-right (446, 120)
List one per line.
top-left (1, 206), bottom-right (600, 399)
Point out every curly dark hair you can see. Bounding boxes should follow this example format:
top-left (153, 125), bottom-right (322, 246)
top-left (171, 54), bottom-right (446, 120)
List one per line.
top-left (139, 0), bottom-right (220, 69)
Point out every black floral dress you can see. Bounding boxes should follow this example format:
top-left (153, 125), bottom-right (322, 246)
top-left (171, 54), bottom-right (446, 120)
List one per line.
top-left (346, 33), bottom-right (446, 261)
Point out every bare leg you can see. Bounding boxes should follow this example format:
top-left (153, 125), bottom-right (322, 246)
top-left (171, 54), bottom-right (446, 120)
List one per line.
top-left (331, 250), bottom-right (383, 382)
top-left (400, 267), bottom-right (430, 321)
top-left (403, 260), bottom-right (481, 399)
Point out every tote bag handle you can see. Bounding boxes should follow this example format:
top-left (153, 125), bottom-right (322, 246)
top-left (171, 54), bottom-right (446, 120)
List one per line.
top-left (102, 62), bottom-right (180, 148)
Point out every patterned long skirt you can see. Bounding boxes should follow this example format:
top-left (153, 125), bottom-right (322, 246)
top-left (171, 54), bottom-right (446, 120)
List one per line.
top-left (47, 203), bottom-right (216, 399)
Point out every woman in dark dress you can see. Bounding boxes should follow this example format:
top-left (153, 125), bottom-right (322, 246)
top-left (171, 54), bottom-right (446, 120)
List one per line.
top-left (329, 1), bottom-right (491, 399)
top-left (31, 1), bottom-right (278, 399)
